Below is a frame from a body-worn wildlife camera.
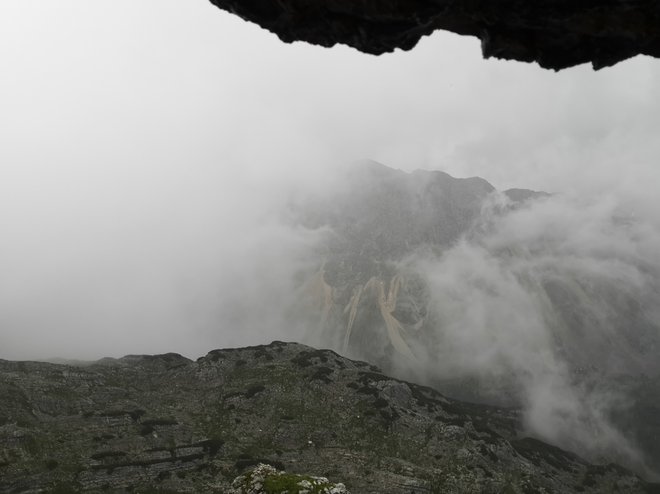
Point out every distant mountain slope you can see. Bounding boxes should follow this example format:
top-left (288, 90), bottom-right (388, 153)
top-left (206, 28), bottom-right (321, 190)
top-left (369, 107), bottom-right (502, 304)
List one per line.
top-left (289, 161), bottom-right (660, 475)
top-left (294, 161), bottom-right (660, 375)
top-left (293, 161), bottom-right (554, 365)
top-left (301, 161), bottom-right (496, 260)
top-left (296, 162), bottom-right (505, 361)
top-left (0, 342), bottom-right (656, 494)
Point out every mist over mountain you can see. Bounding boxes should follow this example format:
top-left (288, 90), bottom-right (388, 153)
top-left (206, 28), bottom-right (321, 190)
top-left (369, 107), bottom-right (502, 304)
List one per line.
top-left (278, 161), bottom-right (660, 478)
top-left (2, 157), bottom-right (659, 482)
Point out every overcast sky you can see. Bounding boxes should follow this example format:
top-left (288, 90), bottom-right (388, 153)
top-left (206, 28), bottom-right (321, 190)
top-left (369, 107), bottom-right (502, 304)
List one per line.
top-left (1, 0), bottom-right (659, 360)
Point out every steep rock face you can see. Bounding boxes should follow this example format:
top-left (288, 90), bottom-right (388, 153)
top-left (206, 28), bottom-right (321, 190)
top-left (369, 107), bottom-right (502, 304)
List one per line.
top-left (296, 162), bottom-right (495, 359)
top-left (208, 0), bottom-right (660, 70)
top-left (1, 342), bottom-right (656, 493)
top-left (294, 162), bottom-right (545, 367)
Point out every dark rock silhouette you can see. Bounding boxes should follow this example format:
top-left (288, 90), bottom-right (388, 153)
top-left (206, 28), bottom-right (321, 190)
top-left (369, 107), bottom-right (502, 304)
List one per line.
top-left (208, 0), bottom-right (660, 70)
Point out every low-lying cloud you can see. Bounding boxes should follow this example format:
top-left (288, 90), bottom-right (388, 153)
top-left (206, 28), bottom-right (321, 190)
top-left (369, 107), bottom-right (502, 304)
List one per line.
top-left (401, 191), bottom-right (660, 475)
top-left (1, 154), bottom-right (659, 475)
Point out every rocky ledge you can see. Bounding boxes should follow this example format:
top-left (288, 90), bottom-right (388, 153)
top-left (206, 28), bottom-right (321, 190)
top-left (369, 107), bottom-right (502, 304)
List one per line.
top-left (1, 341), bottom-right (658, 493)
top-left (208, 0), bottom-right (660, 70)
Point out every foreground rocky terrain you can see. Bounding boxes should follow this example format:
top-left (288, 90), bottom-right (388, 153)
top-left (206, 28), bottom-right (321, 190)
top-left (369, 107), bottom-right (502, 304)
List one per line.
top-left (1, 341), bottom-right (657, 493)
top-left (208, 0), bottom-right (660, 70)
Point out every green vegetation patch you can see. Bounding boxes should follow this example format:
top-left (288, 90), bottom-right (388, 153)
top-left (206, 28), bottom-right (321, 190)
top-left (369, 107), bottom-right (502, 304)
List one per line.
top-left (233, 464), bottom-right (347, 494)
top-left (262, 472), bottom-right (335, 493)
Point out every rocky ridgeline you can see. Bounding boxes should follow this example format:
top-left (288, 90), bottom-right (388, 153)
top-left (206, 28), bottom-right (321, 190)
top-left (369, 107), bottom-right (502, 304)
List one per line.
top-left (0, 341), bottom-right (657, 493)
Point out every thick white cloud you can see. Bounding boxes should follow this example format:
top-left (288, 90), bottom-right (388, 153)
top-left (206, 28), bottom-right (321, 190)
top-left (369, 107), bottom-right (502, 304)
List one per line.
top-left (403, 192), bottom-right (660, 473)
top-left (1, 0), bottom-right (659, 360)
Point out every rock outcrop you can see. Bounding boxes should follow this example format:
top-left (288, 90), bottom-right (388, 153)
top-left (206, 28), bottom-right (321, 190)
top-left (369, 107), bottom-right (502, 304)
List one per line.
top-left (230, 463), bottom-right (349, 494)
top-left (1, 341), bottom-right (657, 493)
top-left (208, 0), bottom-right (660, 70)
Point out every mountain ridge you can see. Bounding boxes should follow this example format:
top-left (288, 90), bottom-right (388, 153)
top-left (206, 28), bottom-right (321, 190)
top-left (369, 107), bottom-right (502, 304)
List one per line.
top-left (1, 341), bottom-right (657, 493)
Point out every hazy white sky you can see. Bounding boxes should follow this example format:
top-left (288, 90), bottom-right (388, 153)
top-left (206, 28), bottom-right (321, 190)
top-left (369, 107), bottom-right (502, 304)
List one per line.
top-left (1, 0), bottom-right (659, 360)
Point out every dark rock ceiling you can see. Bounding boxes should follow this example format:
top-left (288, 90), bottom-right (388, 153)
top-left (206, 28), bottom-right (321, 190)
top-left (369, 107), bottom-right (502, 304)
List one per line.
top-left (208, 0), bottom-right (660, 70)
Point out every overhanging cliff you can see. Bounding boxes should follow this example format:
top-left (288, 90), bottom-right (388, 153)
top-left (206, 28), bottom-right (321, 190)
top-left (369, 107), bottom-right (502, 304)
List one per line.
top-left (208, 0), bottom-right (660, 70)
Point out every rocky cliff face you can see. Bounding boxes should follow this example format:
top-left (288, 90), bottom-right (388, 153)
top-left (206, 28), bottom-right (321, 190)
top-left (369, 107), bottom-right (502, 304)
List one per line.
top-left (295, 161), bottom-right (503, 363)
top-left (1, 342), bottom-right (657, 493)
top-left (208, 0), bottom-right (660, 70)
top-left (293, 163), bottom-right (543, 368)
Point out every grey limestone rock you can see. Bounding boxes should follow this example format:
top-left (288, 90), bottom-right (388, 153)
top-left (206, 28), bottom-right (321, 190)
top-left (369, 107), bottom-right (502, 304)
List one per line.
top-left (0, 341), bottom-right (656, 493)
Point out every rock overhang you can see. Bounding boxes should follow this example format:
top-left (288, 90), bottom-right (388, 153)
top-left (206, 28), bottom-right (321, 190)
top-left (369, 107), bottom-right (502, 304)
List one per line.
top-left (208, 0), bottom-right (660, 70)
